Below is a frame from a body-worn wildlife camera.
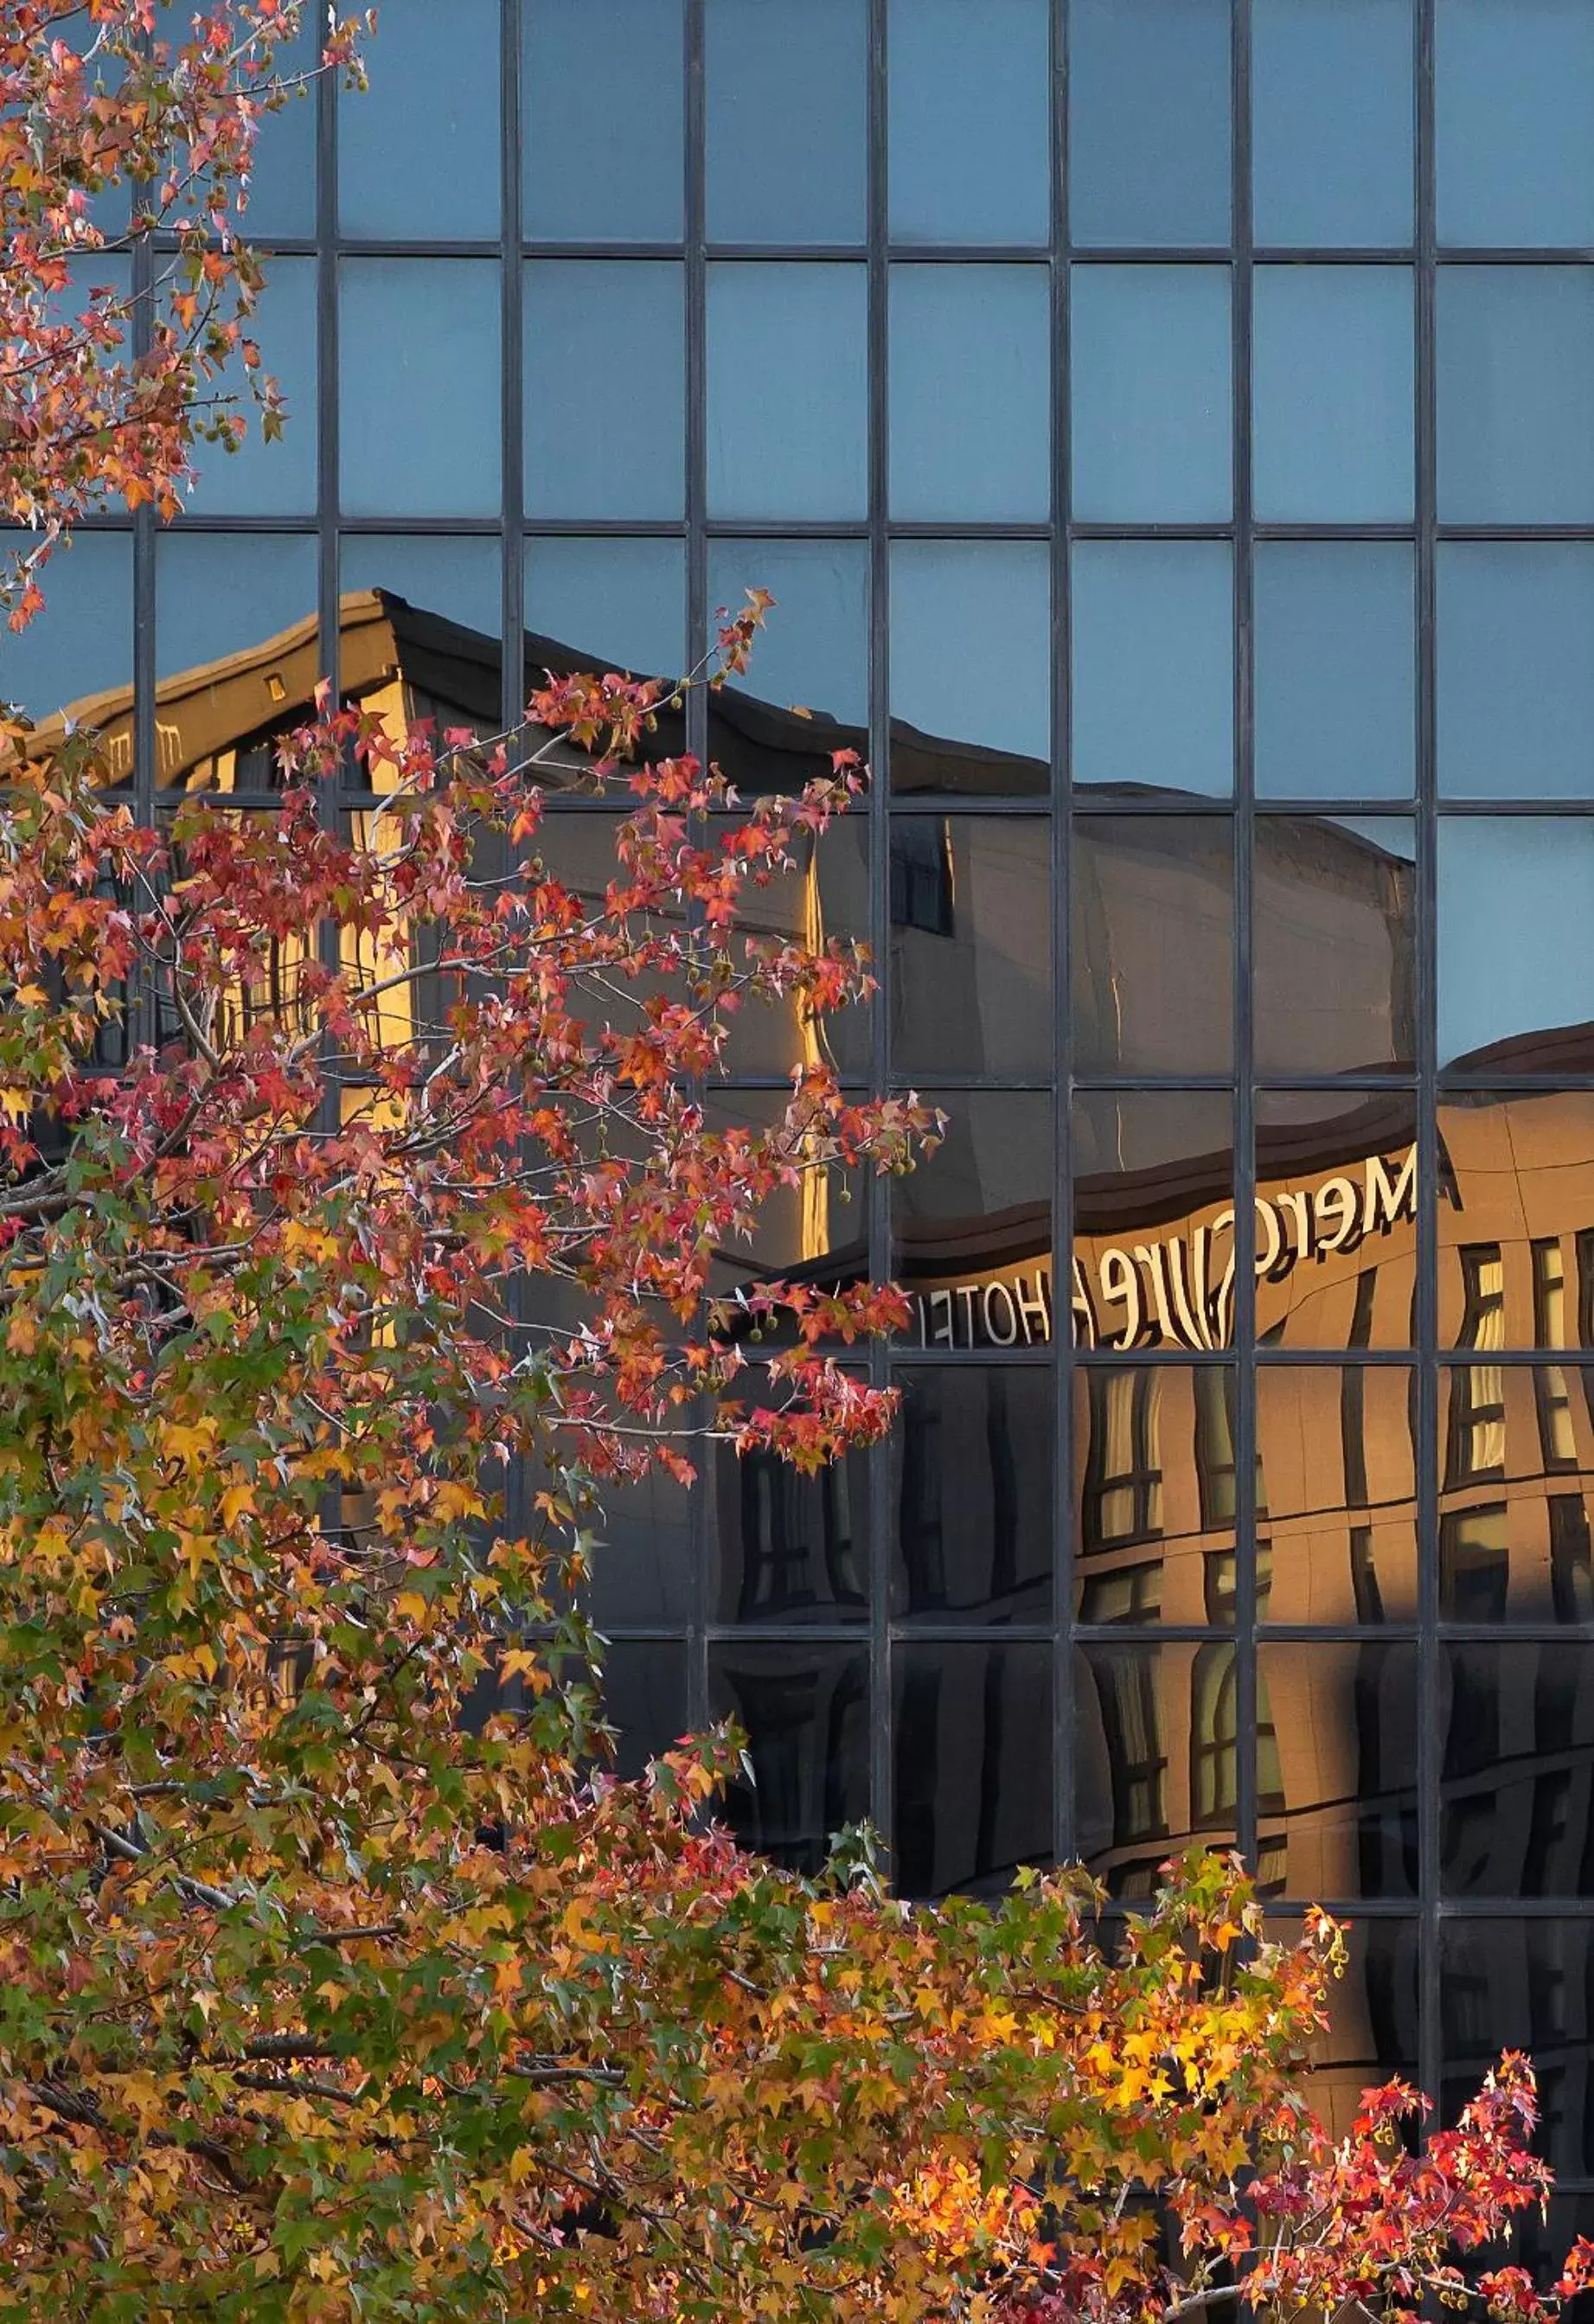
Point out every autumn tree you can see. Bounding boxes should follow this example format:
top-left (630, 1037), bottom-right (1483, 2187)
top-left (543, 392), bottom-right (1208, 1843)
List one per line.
top-left (2, 7), bottom-right (1592, 2321)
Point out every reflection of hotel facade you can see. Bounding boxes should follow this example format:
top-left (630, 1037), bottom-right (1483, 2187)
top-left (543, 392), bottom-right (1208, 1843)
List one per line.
top-left (16, 0), bottom-right (1594, 2224)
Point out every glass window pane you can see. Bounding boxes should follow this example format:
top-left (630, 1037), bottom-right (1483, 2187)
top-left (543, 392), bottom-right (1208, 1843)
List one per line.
top-left (710, 1644), bottom-right (870, 1875)
top-left (1068, 0), bottom-right (1231, 249)
top-left (893, 1644), bottom-right (1053, 1898)
top-left (154, 535), bottom-right (317, 791)
top-left (1253, 267), bottom-right (1414, 522)
top-left (526, 538), bottom-right (685, 679)
top-left (1075, 1643), bottom-right (1189, 1895)
top-left (1070, 265), bottom-right (1232, 522)
top-left (601, 1641), bottom-right (688, 1782)
top-left (523, 0), bottom-right (683, 242)
top-left (1, 532), bottom-right (131, 729)
top-left (711, 1431), bottom-right (871, 1625)
top-left (246, 10), bottom-right (318, 239)
top-left (1075, 1366), bottom-right (1242, 1624)
top-left (890, 541), bottom-right (1050, 783)
top-left (1252, 0), bottom-right (1414, 249)
top-left (889, 266), bottom-right (1050, 522)
top-left (714, 815), bottom-right (870, 1079)
top-left (1258, 1366), bottom-right (1418, 1613)
top-left (1258, 1642), bottom-right (1419, 1901)
top-left (1072, 836), bottom-right (1233, 1075)
top-left (892, 1373), bottom-right (1053, 1624)
top-left (1072, 1097), bottom-right (1235, 1345)
top-left (1441, 1644), bottom-right (1594, 1897)
top-left (1438, 0), bottom-right (1594, 248)
top-left (1439, 545), bottom-right (1594, 801)
top-left (524, 261), bottom-right (683, 520)
top-left (341, 536), bottom-right (503, 642)
top-left (1437, 1091), bottom-right (1594, 1357)
top-left (1438, 821), bottom-right (1594, 1068)
top-left (889, 816), bottom-right (1052, 1078)
top-left (1072, 541), bottom-right (1233, 798)
top-left (888, 0), bottom-right (1051, 246)
top-left (583, 1469), bottom-right (695, 1629)
top-left (1438, 1371), bottom-right (1594, 1623)
top-left (893, 1092), bottom-right (1053, 1278)
top-left (1255, 1093), bottom-right (1418, 1352)
top-left (707, 539), bottom-right (867, 725)
top-left (1437, 267), bottom-right (1594, 523)
top-left (1255, 543), bottom-right (1414, 801)
top-left (706, 0), bottom-right (867, 245)
top-left (186, 259), bottom-right (317, 518)
top-left (338, 0), bottom-right (499, 238)
top-left (1254, 817), bottom-right (1417, 1076)
top-left (707, 264), bottom-right (867, 519)
top-left (340, 260), bottom-right (502, 518)
top-left (1443, 1924), bottom-right (1594, 2177)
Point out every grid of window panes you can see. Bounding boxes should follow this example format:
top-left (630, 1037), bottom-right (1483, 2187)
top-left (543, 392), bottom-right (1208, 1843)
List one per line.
top-left (19, 0), bottom-right (1594, 2218)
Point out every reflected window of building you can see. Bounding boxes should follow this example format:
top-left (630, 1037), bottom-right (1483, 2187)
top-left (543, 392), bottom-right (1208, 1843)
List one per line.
top-left (1083, 1370), bottom-right (1162, 1551)
top-left (892, 1368), bottom-right (1053, 1624)
top-left (1078, 1562), bottom-right (1162, 1628)
top-left (1191, 1642), bottom-right (1237, 1828)
top-left (1352, 1527), bottom-right (1386, 1624)
top-left (1552, 1496), bottom-right (1594, 1625)
top-left (1447, 1363), bottom-right (1508, 1489)
top-left (1081, 1646), bottom-right (1168, 1854)
top-left (890, 818), bottom-right (953, 938)
top-left (714, 1444), bottom-right (868, 1627)
top-left (1442, 1506), bottom-right (1511, 1623)
top-left (711, 1647), bottom-right (870, 1877)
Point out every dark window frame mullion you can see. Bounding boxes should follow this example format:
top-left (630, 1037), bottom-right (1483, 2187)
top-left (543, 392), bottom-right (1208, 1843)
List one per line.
top-left (1053, 0), bottom-right (1074, 1868)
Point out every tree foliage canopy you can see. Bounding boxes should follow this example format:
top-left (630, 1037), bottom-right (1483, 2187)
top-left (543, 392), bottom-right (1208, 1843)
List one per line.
top-left (1, 7), bottom-right (1591, 2321)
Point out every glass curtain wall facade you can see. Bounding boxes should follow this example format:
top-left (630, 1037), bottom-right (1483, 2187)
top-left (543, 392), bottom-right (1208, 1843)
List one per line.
top-left (16, 0), bottom-right (1594, 2222)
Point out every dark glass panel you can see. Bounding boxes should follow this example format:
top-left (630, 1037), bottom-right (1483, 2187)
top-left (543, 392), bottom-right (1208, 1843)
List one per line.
top-left (892, 1368), bottom-right (1053, 1623)
top-left (1438, 1093), bottom-right (1594, 1351)
top-left (1070, 266), bottom-right (1233, 522)
top-left (889, 541), bottom-right (1050, 785)
top-left (710, 1643), bottom-right (870, 1873)
top-left (1076, 1643), bottom-right (1213, 1898)
top-left (1437, 0), bottom-right (1594, 248)
top-left (1252, 0), bottom-right (1414, 250)
top-left (707, 539), bottom-right (867, 727)
top-left (1072, 821), bottom-right (1233, 1074)
top-left (1439, 1370), bottom-right (1594, 1623)
top-left (1072, 543), bottom-right (1234, 798)
top-left (600, 1640), bottom-right (689, 1783)
top-left (525, 538), bottom-right (686, 681)
top-left (582, 1469), bottom-right (695, 1631)
top-left (1258, 1642), bottom-right (1419, 1901)
top-left (1072, 1094), bottom-right (1234, 1354)
top-left (341, 536), bottom-right (503, 642)
top-left (523, 0), bottom-right (684, 243)
top-left (1253, 817), bottom-right (1416, 1075)
top-left (705, 0), bottom-right (866, 246)
top-left (706, 265), bottom-right (867, 520)
top-left (1254, 543), bottom-right (1415, 803)
top-left (1254, 1094), bottom-right (1419, 1352)
top-left (702, 1087), bottom-right (865, 1308)
top-left (888, 816), bottom-right (1051, 1079)
top-left (1438, 544), bottom-right (1594, 800)
top-left (1068, 0), bottom-right (1231, 249)
top-left (893, 1643), bottom-right (1053, 1898)
top-left (338, 0), bottom-right (500, 238)
top-left (887, 0), bottom-right (1050, 246)
top-left (1437, 268), bottom-right (1594, 523)
top-left (340, 260), bottom-right (502, 518)
top-left (1277, 1915), bottom-right (1419, 2138)
top-left (1258, 1367), bottom-right (1418, 1622)
top-left (1252, 268), bottom-right (1414, 522)
top-left (711, 812), bottom-right (870, 1081)
top-left (1441, 1642), bottom-right (1594, 1897)
top-left (155, 532), bottom-right (317, 699)
top-left (710, 1430), bottom-right (869, 1626)
top-left (185, 259), bottom-right (317, 518)
top-left (524, 262), bottom-right (685, 520)
top-left (893, 1093), bottom-right (1052, 1312)
top-left (1444, 1923), bottom-right (1594, 2175)
top-left (889, 266), bottom-right (1051, 522)
top-left (1, 532), bottom-right (131, 733)
top-left (1072, 1364), bottom-right (1241, 1629)
top-left (1437, 821), bottom-right (1594, 1070)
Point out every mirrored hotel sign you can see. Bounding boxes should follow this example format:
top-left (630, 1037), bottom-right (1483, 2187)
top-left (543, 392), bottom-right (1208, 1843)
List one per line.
top-left (914, 1146), bottom-right (1418, 1353)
